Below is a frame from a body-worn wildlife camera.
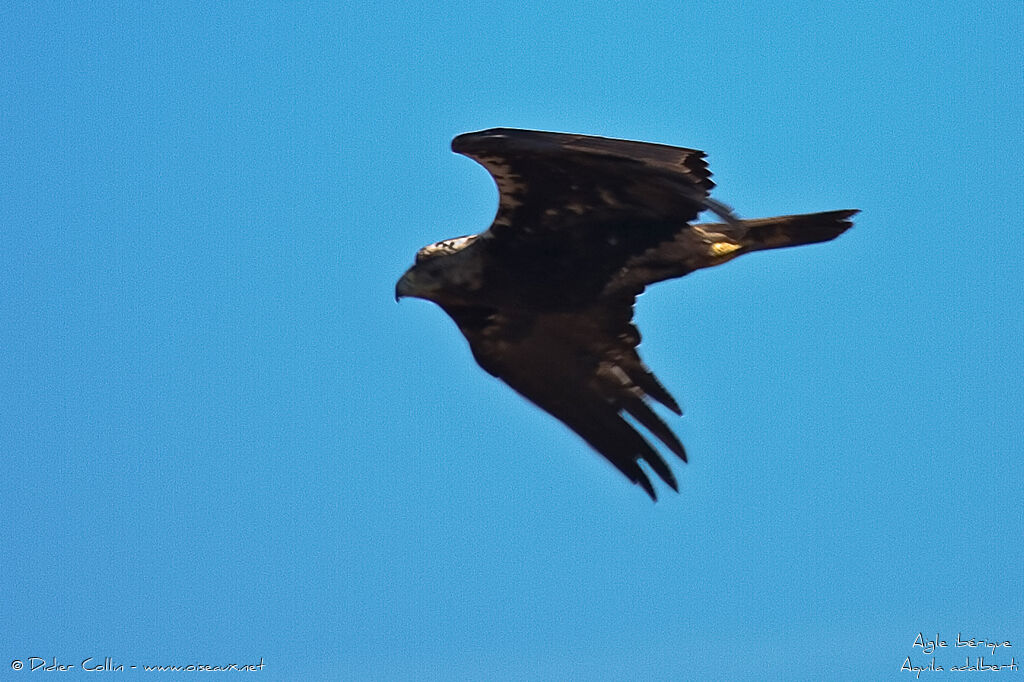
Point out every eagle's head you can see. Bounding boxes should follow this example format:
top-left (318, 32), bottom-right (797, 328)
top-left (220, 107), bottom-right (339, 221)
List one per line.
top-left (395, 234), bottom-right (483, 305)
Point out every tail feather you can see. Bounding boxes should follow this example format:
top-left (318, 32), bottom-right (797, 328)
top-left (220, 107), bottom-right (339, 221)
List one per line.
top-left (736, 209), bottom-right (859, 252)
top-left (606, 209), bottom-right (858, 298)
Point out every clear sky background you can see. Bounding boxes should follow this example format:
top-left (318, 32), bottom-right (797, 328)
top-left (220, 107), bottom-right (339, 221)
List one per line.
top-left (3, 2), bottom-right (1021, 680)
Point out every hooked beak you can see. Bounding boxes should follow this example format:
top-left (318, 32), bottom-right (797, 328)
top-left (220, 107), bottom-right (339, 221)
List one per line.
top-left (395, 267), bottom-right (444, 304)
top-left (395, 269), bottom-right (415, 302)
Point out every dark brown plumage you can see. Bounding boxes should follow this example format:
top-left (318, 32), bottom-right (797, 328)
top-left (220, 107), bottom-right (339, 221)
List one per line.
top-left (396, 128), bottom-right (857, 499)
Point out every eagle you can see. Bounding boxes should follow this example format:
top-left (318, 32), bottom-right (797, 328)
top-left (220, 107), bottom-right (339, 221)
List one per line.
top-left (396, 128), bottom-right (856, 500)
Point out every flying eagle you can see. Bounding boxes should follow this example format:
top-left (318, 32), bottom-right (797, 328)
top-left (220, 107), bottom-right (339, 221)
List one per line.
top-left (396, 128), bottom-right (856, 500)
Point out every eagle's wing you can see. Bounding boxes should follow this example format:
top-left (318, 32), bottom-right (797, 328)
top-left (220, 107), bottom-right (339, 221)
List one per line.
top-left (442, 209), bottom-right (858, 499)
top-left (448, 299), bottom-right (684, 500)
top-left (452, 128), bottom-right (735, 248)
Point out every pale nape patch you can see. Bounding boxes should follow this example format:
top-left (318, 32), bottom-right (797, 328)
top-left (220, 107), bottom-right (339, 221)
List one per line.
top-left (415, 235), bottom-right (479, 262)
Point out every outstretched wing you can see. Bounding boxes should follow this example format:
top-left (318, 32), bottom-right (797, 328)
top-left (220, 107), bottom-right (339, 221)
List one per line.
top-left (447, 300), bottom-right (685, 500)
top-left (441, 209), bottom-right (858, 499)
top-left (451, 128), bottom-right (735, 247)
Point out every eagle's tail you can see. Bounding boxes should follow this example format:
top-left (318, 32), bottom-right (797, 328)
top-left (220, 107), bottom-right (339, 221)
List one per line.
top-left (736, 209), bottom-right (859, 252)
top-left (609, 209), bottom-right (858, 293)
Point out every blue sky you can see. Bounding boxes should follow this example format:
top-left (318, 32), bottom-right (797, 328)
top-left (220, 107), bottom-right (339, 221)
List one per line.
top-left (2, 2), bottom-right (1021, 680)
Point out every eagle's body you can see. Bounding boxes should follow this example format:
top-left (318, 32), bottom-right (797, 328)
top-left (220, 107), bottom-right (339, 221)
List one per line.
top-left (396, 128), bottom-right (856, 499)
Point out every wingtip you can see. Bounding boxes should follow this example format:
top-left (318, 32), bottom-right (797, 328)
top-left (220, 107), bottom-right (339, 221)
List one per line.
top-left (663, 468), bottom-right (680, 493)
top-left (639, 477), bottom-right (658, 501)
